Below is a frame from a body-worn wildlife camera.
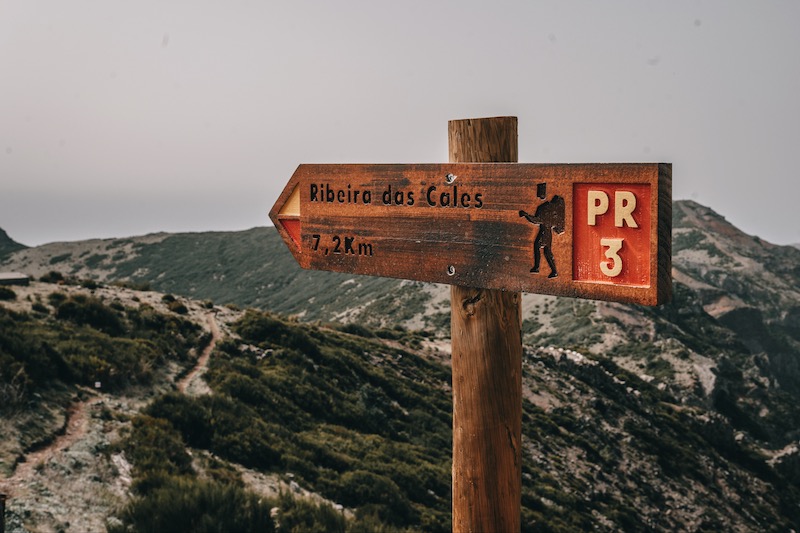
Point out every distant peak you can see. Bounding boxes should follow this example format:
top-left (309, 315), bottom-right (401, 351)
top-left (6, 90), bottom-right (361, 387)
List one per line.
top-left (0, 227), bottom-right (27, 258)
top-left (674, 199), bottom-right (723, 217)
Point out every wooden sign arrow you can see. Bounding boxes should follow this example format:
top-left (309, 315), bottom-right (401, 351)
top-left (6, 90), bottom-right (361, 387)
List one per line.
top-left (269, 163), bottom-right (671, 305)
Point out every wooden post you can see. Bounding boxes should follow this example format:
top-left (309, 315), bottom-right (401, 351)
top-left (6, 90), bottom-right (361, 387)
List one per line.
top-left (449, 117), bottom-right (522, 532)
top-left (0, 493), bottom-right (6, 533)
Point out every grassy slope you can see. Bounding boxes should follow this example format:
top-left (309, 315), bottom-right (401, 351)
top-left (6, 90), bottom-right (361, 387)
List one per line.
top-left (0, 283), bottom-right (204, 477)
top-left (108, 228), bottom-right (417, 325)
top-left (2, 280), bottom-right (799, 530)
top-left (137, 310), bottom-right (800, 531)
top-left (3, 201), bottom-right (800, 530)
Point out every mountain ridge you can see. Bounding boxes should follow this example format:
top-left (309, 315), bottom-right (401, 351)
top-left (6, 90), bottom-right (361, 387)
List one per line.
top-left (3, 198), bottom-right (798, 335)
top-left (0, 228), bottom-right (27, 260)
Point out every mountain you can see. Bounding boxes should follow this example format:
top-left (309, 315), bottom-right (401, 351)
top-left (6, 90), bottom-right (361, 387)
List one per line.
top-left (3, 200), bottom-right (800, 411)
top-left (2, 278), bottom-right (799, 531)
top-left (0, 227), bottom-right (422, 326)
top-left (0, 228), bottom-right (26, 260)
top-left (3, 200), bottom-right (799, 390)
top-left (3, 200), bottom-right (799, 332)
top-left (2, 198), bottom-right (800, 530)
top-left (670, 201), bottom-right (800, 393)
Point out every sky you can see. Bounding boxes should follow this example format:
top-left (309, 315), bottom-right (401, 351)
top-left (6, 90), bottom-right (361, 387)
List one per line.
top-left (1, 0), bottom-right (799, 247)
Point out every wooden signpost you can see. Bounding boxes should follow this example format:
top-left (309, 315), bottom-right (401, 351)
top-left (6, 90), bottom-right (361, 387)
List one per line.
top-left (269, 164), bottom-right (671, 306)
top-left (269, 116), bottom-right (672, 532)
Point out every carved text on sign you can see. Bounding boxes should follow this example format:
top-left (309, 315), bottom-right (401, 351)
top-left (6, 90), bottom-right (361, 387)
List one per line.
top-left (573, 183), bottom-right (652, 286)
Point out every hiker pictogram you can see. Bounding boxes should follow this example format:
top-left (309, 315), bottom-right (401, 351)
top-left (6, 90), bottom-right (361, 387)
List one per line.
top-left (519, 182), bottom-right (565, 278)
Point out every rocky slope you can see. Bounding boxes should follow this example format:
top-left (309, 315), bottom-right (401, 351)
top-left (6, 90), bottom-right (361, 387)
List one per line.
top-left (3, 199), bottom-right (798, 422)
top-left (2, 200), bottom-right (798, 333)
top-left (2, 280), bottom-right (799, 531)
top-left (1, 199), bottom-right (800, 530)
top-left (0, 281), bottom-right (342, 532)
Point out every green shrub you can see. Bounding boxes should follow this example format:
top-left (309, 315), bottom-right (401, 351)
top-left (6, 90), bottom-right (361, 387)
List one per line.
top-left (126, 303), bottom-right (201, 344)
top-left (111, 476), bottom-right (275, 533)
top-left (39, 271), bottom-right (65, 283)
top-left (347, 512), bottom-right (406, 533)
top-left (274, 492), bottom-right (345, 533)
top-left (56, 294), bottom-right (125, 336)
top-left (123, 415), bottom-right (193, 488)
top-left (146, 392), bottom-right (212, 448)
top-left (48, 253), bottom-right (71, 265)
top-left (0, 286), bottom-right (16, 300)
top-left (374, 328), bottom-right (401, 340)
top-left (0, 308), bottom-right (71, 391)
top-left (336, 470), bottom-right (416, 526)
top-left (168, 300), bottom-right (189, 315)
top-left (234, 310), bottom-right (319, 357)
top-left (48, 291), bottom-right (67, 306)
top-left (337, 323), bottom-right (376, 338)
top-left (80, 278), bottom-right (99, 290)
top-left (148, 392), bottom-right (285, 470)
top-left (84, 253), bottom-right (107, 268)
top-left (211, 421), bottom-right (282, 471)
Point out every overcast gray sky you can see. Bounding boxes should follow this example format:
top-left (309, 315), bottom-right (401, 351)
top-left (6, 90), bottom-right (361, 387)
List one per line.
top-left (1, 1), bottom-right (798, 247)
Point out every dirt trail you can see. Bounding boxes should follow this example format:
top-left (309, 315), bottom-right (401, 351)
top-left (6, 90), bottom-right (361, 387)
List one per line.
top-left (1, 395), bottom-right (102, 496)
top-left (0, 312), bottom-right (219, 496)
top-left (177, 312), bottom-right (220, 394)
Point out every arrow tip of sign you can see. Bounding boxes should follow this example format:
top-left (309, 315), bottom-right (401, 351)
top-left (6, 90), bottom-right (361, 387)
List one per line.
top-left (280, 218), bottom-right (301, 247)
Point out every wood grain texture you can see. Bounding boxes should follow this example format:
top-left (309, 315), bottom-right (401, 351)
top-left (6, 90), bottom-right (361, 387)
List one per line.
top-left (657, 163), bottom-right (673, 304)
top-left (448, 116), bottom-right (518, 164)
top-left (449, 117), bottom-right (522, 533)
top-left (1, 492), bottom-right (6, 533)
top-left (268, 162), bottom-right (671, 305)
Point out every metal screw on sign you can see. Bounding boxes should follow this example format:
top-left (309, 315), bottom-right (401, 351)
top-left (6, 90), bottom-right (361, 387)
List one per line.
top-left (447, 265), bottom-right (456, 276)
top-left (445, 173), bottom-right (457, 184)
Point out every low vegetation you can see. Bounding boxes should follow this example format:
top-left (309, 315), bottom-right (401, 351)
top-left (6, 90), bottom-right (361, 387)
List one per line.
top-left (0, 286), bottom-right (17, 301)
top-left (115, 308), bottom-right (800, 531)
top-left (113, 409), bottom-right (407, 532)
top-left (0, 292), bottom-right (203, 410)
top-left (135, 309), bottom-right (453, 531)
top-left (2, 287), bottom-right (799, 530)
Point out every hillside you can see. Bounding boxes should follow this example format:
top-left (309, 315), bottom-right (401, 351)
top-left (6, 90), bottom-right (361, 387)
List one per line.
top-left (2, 200), bottom-right (799, 335)
top-left (2, 199), bottom-right (799, 408)
top-left (1, 280), bottom-right (431, 532)
top-left (0, 228), bottom-right (26, 260)
top-left (2, 199), bottom-right (800, 530)
top-left (0, 227), bottom-right (420, 326)
top-left (2, 279), bottom-right (799, 531)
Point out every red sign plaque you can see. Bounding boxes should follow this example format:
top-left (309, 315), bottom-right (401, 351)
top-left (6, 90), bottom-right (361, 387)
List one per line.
top-left (573, 183), bottom-right (652, 286)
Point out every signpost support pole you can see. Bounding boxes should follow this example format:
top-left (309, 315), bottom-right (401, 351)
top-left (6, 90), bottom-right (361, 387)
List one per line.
top-left (449, 117), bottom-right (522, 532)
top-left (1, 493), bottom-right (6, 533)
